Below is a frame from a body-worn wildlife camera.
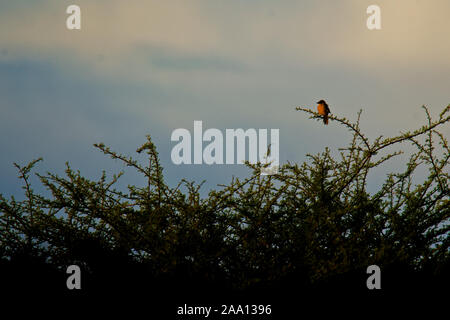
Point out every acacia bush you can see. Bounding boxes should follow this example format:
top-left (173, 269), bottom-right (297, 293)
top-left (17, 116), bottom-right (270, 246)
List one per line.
top-left (0, 105), bottom-right (449, 298)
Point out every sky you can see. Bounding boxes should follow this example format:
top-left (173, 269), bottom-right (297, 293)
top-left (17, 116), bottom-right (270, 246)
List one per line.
top-left (1, 0), bottom-right (449, 198)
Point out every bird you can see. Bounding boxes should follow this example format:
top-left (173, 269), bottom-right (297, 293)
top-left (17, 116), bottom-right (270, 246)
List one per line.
top-left (317, 99), bottom-right (331, 125)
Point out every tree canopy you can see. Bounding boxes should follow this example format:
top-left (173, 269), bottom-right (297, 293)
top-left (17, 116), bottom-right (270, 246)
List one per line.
top-left (1, 105), bottom-right (448, 307)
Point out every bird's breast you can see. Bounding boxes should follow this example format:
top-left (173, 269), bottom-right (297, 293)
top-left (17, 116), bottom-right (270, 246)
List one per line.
top-left (317, 104), bottom-right (326, 115)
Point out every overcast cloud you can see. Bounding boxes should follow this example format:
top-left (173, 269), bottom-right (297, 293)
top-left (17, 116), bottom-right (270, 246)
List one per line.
top-left (1, 0), bottom-right (449, 197)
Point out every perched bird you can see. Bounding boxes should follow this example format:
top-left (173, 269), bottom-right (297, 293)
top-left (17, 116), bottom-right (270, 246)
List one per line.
top-left (317, 99), bottom-right (331, 125)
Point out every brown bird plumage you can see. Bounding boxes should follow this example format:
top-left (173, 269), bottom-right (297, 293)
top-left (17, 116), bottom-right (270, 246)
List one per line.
top-left (317, 99), bottom-right (331, 125)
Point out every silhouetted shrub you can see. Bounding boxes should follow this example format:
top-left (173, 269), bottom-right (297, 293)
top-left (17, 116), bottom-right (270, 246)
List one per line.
top-left (1, 105), bottom-right (448, 300)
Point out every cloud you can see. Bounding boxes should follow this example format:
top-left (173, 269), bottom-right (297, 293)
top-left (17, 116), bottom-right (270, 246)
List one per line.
top-left (0, 1), bottom-right (448, 195)
top-left (1, 0), bottom-right (450, 76)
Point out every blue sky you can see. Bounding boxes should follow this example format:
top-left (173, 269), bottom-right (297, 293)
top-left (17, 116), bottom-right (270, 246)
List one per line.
top-left (1, 0), bottom-right (449, 198)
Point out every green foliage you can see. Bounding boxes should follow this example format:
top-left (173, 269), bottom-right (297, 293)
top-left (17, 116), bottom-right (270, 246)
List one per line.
top-left (1, 105), bottom-right (449, 290)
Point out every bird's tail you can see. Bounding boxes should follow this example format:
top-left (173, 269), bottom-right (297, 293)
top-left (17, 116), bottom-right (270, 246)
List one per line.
top-left (323, 114), bottom-right (329, 125)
